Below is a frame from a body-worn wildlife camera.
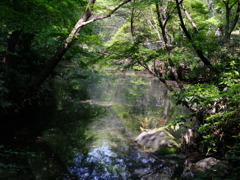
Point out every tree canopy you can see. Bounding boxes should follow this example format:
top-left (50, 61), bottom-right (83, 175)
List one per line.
top-left (0, 0), bottom-right (240, 178)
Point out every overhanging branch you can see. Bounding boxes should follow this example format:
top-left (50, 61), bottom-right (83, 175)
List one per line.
top-left (77, 0), bottom-right (131, 29)
top-left (29, 0), bottom-right (131, 89)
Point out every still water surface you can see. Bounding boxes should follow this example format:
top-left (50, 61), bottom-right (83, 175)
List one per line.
top-left (1, 71), bottom-right (190, 179)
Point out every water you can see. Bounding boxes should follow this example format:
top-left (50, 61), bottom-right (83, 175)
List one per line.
top-left (0, 71), bottom-right (190, 179)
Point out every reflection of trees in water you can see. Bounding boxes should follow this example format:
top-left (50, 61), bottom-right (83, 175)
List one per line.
top-left (69, 143), bottom-right (188, 179)
top-left (68, 143), bottom-right (162, 179)
top-left (89, 73), bottom-right (188, 130)
top-left (41, 72), bottom-right (189, 179)
top-left (55, 72), bottom-right (190, 179)
top-left (0, 71), bottom-right (189, 179)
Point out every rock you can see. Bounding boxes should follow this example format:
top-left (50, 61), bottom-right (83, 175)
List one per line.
top-left (192, 157), bottom-right (220, 172)
top-left (135, 128), bottom-right (179, 154)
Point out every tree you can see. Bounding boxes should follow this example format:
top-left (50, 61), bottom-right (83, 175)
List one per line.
top-left (221, 0), bottom-right (240, 42)
top-left (175, 0), bottom-right (211, 66)
top-left (29, 0), bottom-right (131, 89)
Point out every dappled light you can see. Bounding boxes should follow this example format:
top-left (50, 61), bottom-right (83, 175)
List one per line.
top-left (0, 0), bottom-right (239, 179)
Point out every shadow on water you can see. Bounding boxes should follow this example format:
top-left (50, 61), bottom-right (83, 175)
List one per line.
top-left (0, 70), bottom-right (191, 179)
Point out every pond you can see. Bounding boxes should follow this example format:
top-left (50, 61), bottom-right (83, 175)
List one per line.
top-left (0, 70), bottom-right (191, 179)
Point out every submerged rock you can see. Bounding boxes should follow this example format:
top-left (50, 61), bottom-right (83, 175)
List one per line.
top-left (135, 128), bottom-right (179, 154)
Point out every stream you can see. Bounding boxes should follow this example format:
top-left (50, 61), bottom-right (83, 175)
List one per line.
top-left (0, 71), bottom-right (191, 179)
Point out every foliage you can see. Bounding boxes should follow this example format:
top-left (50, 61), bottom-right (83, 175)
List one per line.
top-left (99, 0), bottom-right (239, 161)
top-left (0, 0), bottom-right (239, 177)
top-left (0, 79), bottom-right (11, 109)
top-left (173, 58), bottom-right (240, 155)
top-left (0, 145), bottom-right (36, 179)
top-left (0, 0), bottom-right (94, 112)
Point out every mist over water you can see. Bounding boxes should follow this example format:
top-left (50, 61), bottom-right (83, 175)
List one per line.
top-left (61, 71), bottom-right (189, 179)
top-left (0, 71), bottom-right (190, 179)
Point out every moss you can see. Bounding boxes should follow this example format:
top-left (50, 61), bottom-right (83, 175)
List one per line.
top-left (156, 146), bottom-right (179, 155)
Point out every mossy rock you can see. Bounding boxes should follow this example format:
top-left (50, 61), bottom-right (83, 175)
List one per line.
top-left (135, 127), bottom-right (180, 154)
top-left (156, 146), bottom-right (178, 155)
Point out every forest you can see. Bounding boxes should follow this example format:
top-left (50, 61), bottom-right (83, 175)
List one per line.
top-left (0, 0), bottom-right (239, 179)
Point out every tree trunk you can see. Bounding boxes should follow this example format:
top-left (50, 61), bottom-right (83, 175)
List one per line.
top-left (29, 0), bottom-right (96, 89)
top-left (223, 0), bottom-right (240, 43)
top-left (155, 3), bottom-right (185, 90)
top-left (175, 0), bottom-right (211, 66)
top-left (4, 30), bottom-right (22, 68)
top-left (207, 0), bottom-right (214, 30)
top-left (156, 3), bottom-right (169, 45)
top-left (230, 1), bottom-right (240, 33)
top-left (130, 0), bottom-right (136, 40)
top-left (225, 1), bottom-right (231, 42)
top-left (207, 0), bottom-right (214, 18)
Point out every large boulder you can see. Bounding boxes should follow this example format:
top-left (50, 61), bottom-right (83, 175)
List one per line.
top-left (135, 128), bottom-right (179, 154)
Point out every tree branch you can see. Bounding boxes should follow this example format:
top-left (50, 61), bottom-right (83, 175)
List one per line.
top-left (230, 0), bottom-right (238, 9)
top-left (144, 14), bottom-right (161, 41)
top-left (29, 0), bottom-right (131, 89)
top-left (222, 0), bottom-right (228, 5)
top-left (164, 0), bottom-right (183, 27)
top-left (181, 3), bottom-right (198, 33)
top-left (77, 0), bottom-right (131, 28)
